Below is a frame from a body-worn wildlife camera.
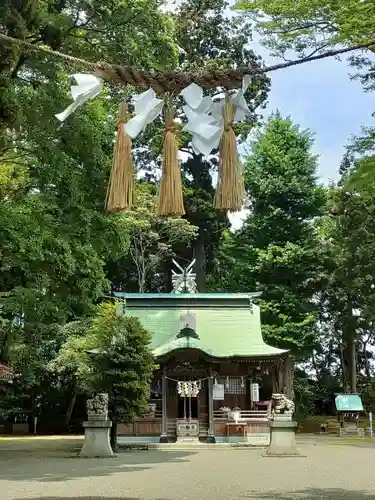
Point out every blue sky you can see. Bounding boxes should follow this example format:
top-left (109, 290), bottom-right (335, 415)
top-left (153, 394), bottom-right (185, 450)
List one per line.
top-left (260, 48), bottom-right (374, 184)
top-left (230, 52), bottom-right (375, 228)
top-left (163, 0), bottom-right (375, 227)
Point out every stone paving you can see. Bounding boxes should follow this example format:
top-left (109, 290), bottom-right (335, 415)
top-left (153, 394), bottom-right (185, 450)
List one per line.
top-left (0, 436), bottom-right (374, 499)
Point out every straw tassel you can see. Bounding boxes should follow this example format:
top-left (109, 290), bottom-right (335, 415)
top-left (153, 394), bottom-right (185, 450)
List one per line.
top-left (156, 104), bottom-right (185, 217)
top-left (214, 97), bottom-right (245, 212)
top-left (106, 101), bottom-right (134, 212)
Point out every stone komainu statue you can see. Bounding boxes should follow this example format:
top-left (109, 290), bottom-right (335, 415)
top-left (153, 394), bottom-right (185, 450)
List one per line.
top-left (86, 393), bottom-right (109, 421)
top-left (270, 393), bottom-right (295, 419)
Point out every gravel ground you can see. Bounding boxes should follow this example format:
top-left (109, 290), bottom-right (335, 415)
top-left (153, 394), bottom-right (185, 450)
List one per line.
top-left (0, 437), bottom-right (374, 500)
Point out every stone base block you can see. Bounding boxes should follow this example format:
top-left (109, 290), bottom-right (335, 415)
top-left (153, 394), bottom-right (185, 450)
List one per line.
top-left (339, 424), bottom-right (364, 438)
top-left (266, 420), bottom-right (301, 457)
top-left (176, 436), bottom-right (200, 444)
top-left (159, 434), bottom-right (168, 443)
top-left (245, 433), bottom-right (270, 447)
top-left (79, 420), bottom-right (114, 458)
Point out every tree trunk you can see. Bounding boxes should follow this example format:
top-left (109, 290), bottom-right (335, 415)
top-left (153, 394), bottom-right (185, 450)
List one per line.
top-left (363, 341), bottom-right (371, 380)
top-left (138, 267), bottom-right (146, 293)
top-left (164, 259), bottom-right (172, 292)
top-left (351, 339), bottom-right (357, 393)
top-left (195, 230), bottom-right (206, 292)
top-left (324, 337), bottom-right (335, 378)
top-left (342, 300), bottom-right (357, 393)
top-left (277, 360), bottom-right (284, 393)
top-left (271, 367), bottom-right (278, 393)
top-left (340, 344), bottom-right (348, 391)
top-left (343, 341), bottom-right (356, 393)
top-left (65, 391), bottom-right (77, 426)
top-left (311, 350), bottom-right (318, 379)
top-left (283, 356), bottom-right (295, 401)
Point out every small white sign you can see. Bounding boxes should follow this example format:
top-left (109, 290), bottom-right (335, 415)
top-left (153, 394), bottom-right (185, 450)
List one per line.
top-left (250, 383), bottom-right (259, 402)
top-left (213, 383), bottom-right (225, 400)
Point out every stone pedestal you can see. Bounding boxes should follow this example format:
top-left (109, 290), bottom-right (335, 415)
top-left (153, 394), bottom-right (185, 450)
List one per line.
top-left (206, 432), bottom-right (216, 444)
top-left (159, 433), bottom-right (169, 443)
top-left (339, 422), bottom-right (364, 438)
top-left (266, 419), bottom-right (300, 457)
top-left (176, 419), bottom-right (199, 443)
top-left (79, 420), bottom-right (114, 458)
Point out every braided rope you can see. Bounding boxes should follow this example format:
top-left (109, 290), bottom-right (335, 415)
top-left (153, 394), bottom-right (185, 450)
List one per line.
top-left (1, 32), bottom-right (374, 93)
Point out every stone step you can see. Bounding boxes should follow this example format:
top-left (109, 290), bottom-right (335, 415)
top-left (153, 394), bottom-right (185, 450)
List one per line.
top-left (148, 442), bottom-right (264, 450)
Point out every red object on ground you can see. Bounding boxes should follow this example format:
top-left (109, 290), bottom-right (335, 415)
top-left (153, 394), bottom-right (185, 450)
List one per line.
top-left (254, 401), bottom-right (269, 409)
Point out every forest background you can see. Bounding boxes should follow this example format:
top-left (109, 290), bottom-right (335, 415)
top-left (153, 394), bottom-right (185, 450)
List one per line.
top-left (1, 0), bottom-right (375, 431)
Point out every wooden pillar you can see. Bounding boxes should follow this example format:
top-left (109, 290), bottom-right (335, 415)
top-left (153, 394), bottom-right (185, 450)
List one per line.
top-left (248, 376), bottom-right (253, 410)
top-left (277, 358), bottom-right (284, 393)
top-left (160, 365), bottom-right (168, 443)
top-left (207, 366), bottom-right (215, 443)
top-left (271, 366), bottom-right (278, 393)
top-left (283, 355), bottom-right (295, 401)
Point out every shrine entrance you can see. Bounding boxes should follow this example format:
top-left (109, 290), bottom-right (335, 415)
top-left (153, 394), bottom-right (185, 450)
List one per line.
top-left (178, 396), bottom-right (198, 419)
top-left (114, 292), bottom-right (288, 445)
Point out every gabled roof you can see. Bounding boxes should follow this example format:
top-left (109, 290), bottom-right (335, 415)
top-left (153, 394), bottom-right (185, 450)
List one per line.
top-left (114, 293), bottom-right (287, 359)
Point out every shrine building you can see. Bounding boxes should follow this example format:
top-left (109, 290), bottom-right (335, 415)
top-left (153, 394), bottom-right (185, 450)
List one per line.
top-left (114, 292), bottom-right (290, 445)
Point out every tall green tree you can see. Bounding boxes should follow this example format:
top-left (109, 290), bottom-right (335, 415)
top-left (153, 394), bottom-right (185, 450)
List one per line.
top-left (239, 114), bottom-right (326, 355)
top-left (316, 149), bottom-right (375, 394)
top-left (210, 114), bottom-right (326, 394)
top-left (238, 115), bottom-right (326, 398)
top-left (0, 0), bottom-right (178, 139)
top-left (341, 124), bottom-right (375, 190)
top-left (0, 0), bottom-right (178, 420)
top-left (50, 302), bottom-right (155, 449)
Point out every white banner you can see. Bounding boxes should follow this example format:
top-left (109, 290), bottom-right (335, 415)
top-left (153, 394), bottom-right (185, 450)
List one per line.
top-left (250, 383), bottom-right (260, 402)
top-left (213, 383), bottom-right (225, 400)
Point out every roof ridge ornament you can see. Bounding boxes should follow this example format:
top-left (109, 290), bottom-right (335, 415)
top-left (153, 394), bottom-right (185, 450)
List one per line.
top-left (176, 327), bottom-right (199, 339)
top-left (171, 259), bottom-right (197, 293)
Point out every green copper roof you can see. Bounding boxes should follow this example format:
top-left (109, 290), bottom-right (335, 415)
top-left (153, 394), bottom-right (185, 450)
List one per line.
top-left (114, 293), bottom-right (287, 359)
top-left (153, 336), bottom-right (216, 358)
top-left (335, 394), bottom-right (363, 412)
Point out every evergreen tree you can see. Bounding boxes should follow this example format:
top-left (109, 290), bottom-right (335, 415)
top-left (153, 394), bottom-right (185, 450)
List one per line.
top-left (239, 114), bottom-right (326, 355)
top-left (89, 309), bottom-right (155, 451)
top-left (213, 114), bottom-right (326, 357)
top-left (225, 114), bottom-right (326, 398)
top-left (51, 302), bottom-right (155, 450)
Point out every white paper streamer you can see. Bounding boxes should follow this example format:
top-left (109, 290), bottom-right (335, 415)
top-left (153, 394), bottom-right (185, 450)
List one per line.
top-left (124, 88), bottom-right (164, 139)
top-left (231, 75), bottom-right (252, 122)
top-left (180, 75), bottom-right (252, 157)
top-left (177, 380), bottom-right (200, 397)
top-left (55, 74), bottom-right (102, 122)
top-left (180, 83), bottom-right (213, 114)
top-left (182, 106), bottom-right (222, 157)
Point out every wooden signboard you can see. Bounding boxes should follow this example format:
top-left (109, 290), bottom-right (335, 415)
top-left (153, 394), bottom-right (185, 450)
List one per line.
top-left (213, 384), bottom-right (225, 400)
